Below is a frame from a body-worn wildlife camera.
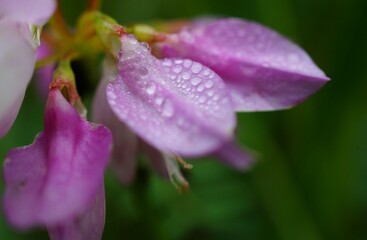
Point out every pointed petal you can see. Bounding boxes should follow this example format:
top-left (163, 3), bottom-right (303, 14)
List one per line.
top-left (139, 140), bottom-right (169, 179)
top-left (0, 21), bottom-right (35, 138)
top-left (3, 89), bottom-right (112, 229)
top-left (0, 0), bottom-right (56, 26)
top-left (107, 35), bottom-right (236, 156)
top-left (213, 140), bottom-right (255, 169)
top-left (158, 18), bottom-right (330, 111)
top-left (92, 59), bottom-right (138, 184)
top-left (47, 184), bottom-right (105, 240)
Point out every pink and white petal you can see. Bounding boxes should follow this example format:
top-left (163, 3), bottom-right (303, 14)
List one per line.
top-left (47, 184), bottom-right (105, 240)
top-left (107, 35), bottom-right (236, 157)
top-left (0, 0), bottom-right (56, 26)
top-left (213, 140), bottom-right (255, 170)
top-left (3, 89), bottom-right (112, 229)
top-left (158, 18), bottom-right (330, 111)
top-left (92, 59), bottom-right (138, 184)
top-left (0, 21), bottom-right (35, 138)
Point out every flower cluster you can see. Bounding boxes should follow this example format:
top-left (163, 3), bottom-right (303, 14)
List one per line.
top-left (0, 1), bottom-right (329, 239)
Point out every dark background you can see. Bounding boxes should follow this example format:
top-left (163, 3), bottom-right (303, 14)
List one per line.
top-left (1, 0), bottom-right (366, 239)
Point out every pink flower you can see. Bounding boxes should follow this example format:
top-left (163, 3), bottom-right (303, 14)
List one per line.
top-left (157, 18), bottom-right (330, 111)
top-left (3, 88), bottom-right (112, 239)
top-left (0, 0), bottom-right (56, 138)
top-left (92, 34), bottom-right (254, 186)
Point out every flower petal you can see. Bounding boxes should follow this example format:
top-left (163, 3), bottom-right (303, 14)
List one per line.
top-left (3, 89), bottom-right (112, 229)
top-left (0, 0), bottom-right (56, 26)
top-left (158, 18), bottom-right (330, 111)
top-left (47, 184), bottom-right (105, 240)
top-left (92, 59), bottom-right (138, 184)
top-left (107, 35), bottom-right (236, 156)
top-left (35, 41), bottom-right (55, 100)
top-left (0, 21), bottom-right (35, 138)
top-left (213, 140), bottom-right (255, 169)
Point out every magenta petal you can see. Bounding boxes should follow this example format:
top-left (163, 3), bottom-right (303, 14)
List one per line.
top-left (158, 18), bottom-right (330, 111)
top-left (35, 42), bottom-right (55, 99)
top-left (3, 89), bottom-right (112, 229)
top-left (47, 184), bottom-right (105, 240)
top-left (213, 140), bottom-right (255, 169)
top-left (92, 60), bottom-right (138, 184)
top-left (106, 35), bottom-right (236, 156)
top-left (0, 0), bottom-right (56, 25)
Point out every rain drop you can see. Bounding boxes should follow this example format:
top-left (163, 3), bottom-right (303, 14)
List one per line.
top-left (146, 82), bottom-right (156, 95)
top-left (205, 80), bottom-right (214, 88)
top-left (191, 63), bottom-right (203, 74)
top-left (191, 77), bottom-right (202, 86)
top-left (162, 99), bottom-right (174, 117)
top-left (182, 71), bottom-right (190, 80)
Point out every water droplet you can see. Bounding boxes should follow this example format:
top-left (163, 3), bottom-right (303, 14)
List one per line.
top-left (107, 90), bottom-right (116, 100)
top-left (191, 63), bottom-right (203, 74)
top-left (173, 65), bottom-right (182, 73)
top-left (174, 59), bottom-right (183, 64)
top-left (182, 72), bottom-right (190, 80)
top-left (146, 82), bottom-right (156, 95)
top-left (183, 59), bottom-right (192, 68)
top-left (141, 42), bottom-right (151, 51)
top-left (155, 95), bottom-right (164, 105)
top-left (139, 67), bottom-right (148, 76)
top-left (191, 77), bottom-right (202, 86)
top-left (199, 96), bottom-right (207, 103)
top-left (129, 38), bottom-right (138, 44)
top-left (207, 90), bottom-right (214, 97)
top-left (203, 69), bottom-right (211, 76)
top-left (196, 84), bottom-right (205, 92)
top-left (162, 59), bottom-right (173, 66)
top-left (205, 80), bottom-right (214, 88)
top-left (162, 99), bottom-right (174, 117)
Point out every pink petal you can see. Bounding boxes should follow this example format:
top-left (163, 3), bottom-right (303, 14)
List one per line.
top-left (47, 184), bottom-right (105, 240)
top-left (139, 140), bottom-right (169, 179)
top-left (107, 35), bottom-right (236, 157)
top-left (158, 18), bottom-right (330, 111)
top-left (35, 41), bottom-right (55, 100)
top-left (92, 59), bottom-right (138, 184)
top-left (213, 140), bottom-right (255, 169)
top-left (0, 0), bottom-right (56, 26)
top-left (3, 89), bottom-right (112, 229)
top-left (0, 21), bottom-right (35, 138)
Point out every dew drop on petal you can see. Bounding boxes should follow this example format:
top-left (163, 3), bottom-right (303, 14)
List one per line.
top-left (183, 59), bottom-right (192, 68)
top-left (205, 80), bottom-right (214, 88)
top-left (173, 65), bottom-right (183, 73)
top-left (199, 95), bottom-right (207, 103)
top-left (196, 84), bottom-right (205, 92)
top-left (161, 99), bottom-right (174, 117)
top-left (182, 71), bottom-right (190, 80)
top-left (191, 62), bottom-right (203, 74)
top-left (146, 82), bottom-right (157, 95)
top-left (154, 95), bottom-right (164, 106)
top-left (191, 77), bottom-right (202, 86)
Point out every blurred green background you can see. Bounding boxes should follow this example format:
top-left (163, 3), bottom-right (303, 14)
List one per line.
top-left (1, 0), bottom-right (366, 239)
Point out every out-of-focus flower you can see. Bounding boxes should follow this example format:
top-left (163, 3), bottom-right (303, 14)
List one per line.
top-left (0, 0), bottom-right (55, 138)
top-left (156, 18), bottom-right (330, 111)
top-left (3, 88), bottom-right (112, 239)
